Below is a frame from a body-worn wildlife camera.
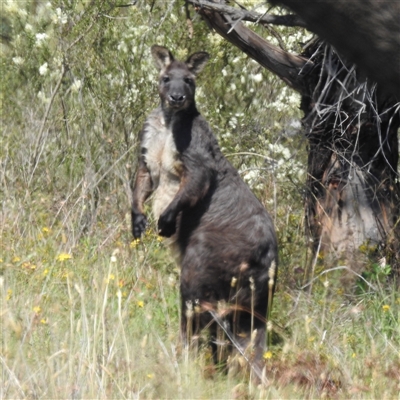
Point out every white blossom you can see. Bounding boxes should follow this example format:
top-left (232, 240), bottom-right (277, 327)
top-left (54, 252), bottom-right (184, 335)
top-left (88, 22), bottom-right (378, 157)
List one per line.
top-left (35, 33), bottom-right (48, 47)
top-left (12, 57), bottom-right (24, 65)
top-left (37, 90), bottom-right (49, 103)
top-left (71, 79), bottom-right (82, 93)
top-left (228, 117), bottom-right (238, 129)
top-left (39, 62), bottom-right (48, 76)
top-left (251, 73), bottom-right (263, 83)
top-left (53, 8), bottom-right (68, 24)
top-left (117, 41), bottom-right (128, 53)
top-left (5, 0), bottom-right (27, 16)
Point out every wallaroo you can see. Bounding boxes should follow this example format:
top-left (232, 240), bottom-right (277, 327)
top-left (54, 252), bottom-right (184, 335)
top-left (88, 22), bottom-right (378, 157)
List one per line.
top-left (131, 45), bottom-right (278, 375)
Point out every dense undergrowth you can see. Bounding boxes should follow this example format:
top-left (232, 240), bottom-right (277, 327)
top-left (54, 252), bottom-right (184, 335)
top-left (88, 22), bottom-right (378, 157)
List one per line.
top-left (1, 1), bottom-right (399, 398)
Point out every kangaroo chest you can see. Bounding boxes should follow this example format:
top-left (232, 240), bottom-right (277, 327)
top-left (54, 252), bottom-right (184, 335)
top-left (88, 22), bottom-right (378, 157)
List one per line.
top-left (141, 110), bottom-right (183, 219)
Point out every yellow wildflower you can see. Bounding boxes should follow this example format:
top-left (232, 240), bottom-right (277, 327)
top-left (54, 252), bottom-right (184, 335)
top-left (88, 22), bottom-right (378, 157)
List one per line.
top-left (42, 227), bottom-right (51, 234)
top-left (382, 304), bottom-right (390, 312)
top-left (40, 318), bottom-right (47, 324)
top-left (12, 256), bottom-right (21, 263)
top-left (130, 238), bottom-right (141, 249)
top-left (33, 306), bottom-right (41, 314)
top-left (263, 351), bottom-right (273, 359)
top-left (56, 253), bottom-right (72, 261)
top-left (137, 300), bottom-right (144, 308)
top-left (22, 262), bottom-right (36, 271)
top-left (108, 273), bottom-right (115, 281)
top-left (147, 374), bottom-right (154, 379)
top-left (43, 268), bottom-right (49, 277)
top-left (6, 289), bottom-right (12, 300)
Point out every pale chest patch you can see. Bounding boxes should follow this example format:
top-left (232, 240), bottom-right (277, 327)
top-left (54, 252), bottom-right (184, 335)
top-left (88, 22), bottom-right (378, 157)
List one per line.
top-left (141, 109), bottom-right (183, 219)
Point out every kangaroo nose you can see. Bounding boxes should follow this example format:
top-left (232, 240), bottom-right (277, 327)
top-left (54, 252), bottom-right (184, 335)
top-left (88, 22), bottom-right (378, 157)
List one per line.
top-left (169, 94), bottom-right (186, 104)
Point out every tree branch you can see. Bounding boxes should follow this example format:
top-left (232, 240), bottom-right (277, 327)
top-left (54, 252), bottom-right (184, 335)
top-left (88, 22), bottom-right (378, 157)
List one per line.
top-left (188, 0), bottom-right (307, 27)
top-left (270, 0), bottom-right (400, 98)
top-left (190, 1), bottom-right (311, 93)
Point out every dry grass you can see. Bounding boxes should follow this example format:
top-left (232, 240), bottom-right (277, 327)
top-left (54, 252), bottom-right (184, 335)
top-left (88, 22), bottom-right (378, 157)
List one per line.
top-left (1, 188), bottom-right (399, 399)
top-left (1, 4), bottom-right (399, 396)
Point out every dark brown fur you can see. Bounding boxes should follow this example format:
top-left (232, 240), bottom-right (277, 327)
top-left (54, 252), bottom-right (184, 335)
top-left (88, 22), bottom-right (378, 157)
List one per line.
top-left (131, 45), bottom-right (278, 369)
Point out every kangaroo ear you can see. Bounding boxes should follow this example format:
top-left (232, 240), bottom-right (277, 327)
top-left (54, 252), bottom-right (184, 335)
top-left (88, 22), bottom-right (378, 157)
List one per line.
top-left (186, 51), bottom-right (210, 76)
top-left (151, 45), bottom-right (175, 71)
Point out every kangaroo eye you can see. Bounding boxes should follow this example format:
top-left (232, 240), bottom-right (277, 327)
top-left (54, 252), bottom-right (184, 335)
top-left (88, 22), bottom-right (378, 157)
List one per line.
top-left (162, 76), bottom-right (170, 83)
top-left (184, 77), bottom-right (193, 84)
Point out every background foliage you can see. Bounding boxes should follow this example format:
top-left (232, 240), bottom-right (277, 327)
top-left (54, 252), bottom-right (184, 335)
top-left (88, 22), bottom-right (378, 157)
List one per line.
top-left (1, 1), bottom-right (399, 398)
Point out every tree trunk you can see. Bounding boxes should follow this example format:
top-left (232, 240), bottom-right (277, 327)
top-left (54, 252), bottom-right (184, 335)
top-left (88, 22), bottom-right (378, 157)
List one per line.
top-left (301, 40), bottom-right (400, 274)
top-left (188, 0), bottom-right (400, 275)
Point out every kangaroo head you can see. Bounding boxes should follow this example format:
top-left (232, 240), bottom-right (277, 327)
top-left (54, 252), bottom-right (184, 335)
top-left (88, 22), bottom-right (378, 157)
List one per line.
top-left (151, 45), bottom-right (209, 111)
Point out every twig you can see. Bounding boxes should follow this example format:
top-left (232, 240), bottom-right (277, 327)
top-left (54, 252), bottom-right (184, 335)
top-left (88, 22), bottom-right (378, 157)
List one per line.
top-left (307, 235), bottom-right (322, 293)
top-left (300, 266), bottom-right (377, 291)
top-left (115, 1), bottom-right (137, 7)
top-left (208, 309), bottom-right (269, 385)
top-left (29, 62), bottom-right (66, 186)
top-left (0, 355), bottom-right (26, 398)
top-left (185, 0), bottom-right (194, 38)
top-left (188, 0), bottom-right (307, 28)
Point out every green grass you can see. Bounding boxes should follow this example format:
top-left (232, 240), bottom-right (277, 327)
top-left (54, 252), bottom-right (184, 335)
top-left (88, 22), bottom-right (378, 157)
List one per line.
top-left (1, 3), bottom-right (399, 396)
top-left (1, 195), bottom-right (399, 399)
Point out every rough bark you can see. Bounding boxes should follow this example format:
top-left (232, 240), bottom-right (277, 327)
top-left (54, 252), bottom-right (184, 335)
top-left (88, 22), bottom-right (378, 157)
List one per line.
top-left (300, 40), bottom-right (400, 272)
top-left (269, 0), bottom-right (400, 98)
